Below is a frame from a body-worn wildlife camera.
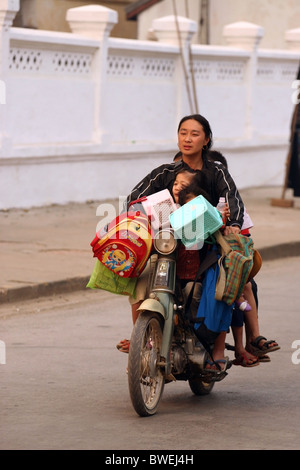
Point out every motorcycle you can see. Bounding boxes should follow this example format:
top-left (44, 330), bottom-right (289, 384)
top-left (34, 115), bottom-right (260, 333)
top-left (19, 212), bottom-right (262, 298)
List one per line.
top-left (127, 208), bottom-right (231, 417)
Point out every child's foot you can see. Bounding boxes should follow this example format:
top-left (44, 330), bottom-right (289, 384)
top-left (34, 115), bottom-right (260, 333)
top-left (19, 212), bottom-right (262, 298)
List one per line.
top-left (204, 355), bottom-right (230, 372)
top-left (233, 351), bottom-right (259, 367)
top-left (116, 339), bottom-right (130, 353)
top-left (246, 336), bottom-right (280, 356)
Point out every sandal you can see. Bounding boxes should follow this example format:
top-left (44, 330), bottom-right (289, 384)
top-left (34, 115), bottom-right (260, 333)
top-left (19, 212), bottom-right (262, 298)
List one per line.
top-left (249, 336), bottom-right (280, 357)
top-left (258, 354), bottom-right (271, 363)
top-left (204, 356), bottom-right (230, 374)
top-left (203, 357), bottom-right (231, 382)
top-left (233, 352), bottom-right (260, 367)
top-left (245, 345), bottom-right (271, 363)
top-left (116, 339), bottom-right (130, 354)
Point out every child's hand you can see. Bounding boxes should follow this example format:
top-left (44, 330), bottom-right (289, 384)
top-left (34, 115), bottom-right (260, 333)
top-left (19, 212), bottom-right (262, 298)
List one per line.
top-left (220, 203), bottom-right (230, 222)
top-left (224, 225), bottom-right (241, 235)
top-left (223, 203), bottom-right (230, 220)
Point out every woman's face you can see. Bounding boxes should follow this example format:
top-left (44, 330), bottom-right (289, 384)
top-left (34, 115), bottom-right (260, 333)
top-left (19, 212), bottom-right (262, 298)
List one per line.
top-left (172, 172), bottom-right (194, 203)
top-left (177, 119), bottom-right (209, 157)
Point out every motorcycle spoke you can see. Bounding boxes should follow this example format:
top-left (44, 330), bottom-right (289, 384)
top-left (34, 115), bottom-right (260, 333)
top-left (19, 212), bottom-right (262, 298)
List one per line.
top-left (140, 328), bottom-right (162, 403)
top-left (128, 312), bottom-right (164, 416)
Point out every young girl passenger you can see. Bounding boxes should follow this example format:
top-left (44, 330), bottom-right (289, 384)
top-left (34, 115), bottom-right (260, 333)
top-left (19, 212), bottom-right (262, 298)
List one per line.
top-left (176, 169), bottom-right (280, 368)
top-left (172, 169), bottom-right (232, 373)
top-left (172, 168), bottom-right (196, 206)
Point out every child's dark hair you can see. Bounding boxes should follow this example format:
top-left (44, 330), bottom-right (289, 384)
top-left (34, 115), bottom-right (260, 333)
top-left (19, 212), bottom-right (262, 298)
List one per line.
top-left (175, 167), bottom-right (196, 178)
top-left (178, 171), bottom-right (212, 206)
top-left (178, 185), bottom-right (212, 206)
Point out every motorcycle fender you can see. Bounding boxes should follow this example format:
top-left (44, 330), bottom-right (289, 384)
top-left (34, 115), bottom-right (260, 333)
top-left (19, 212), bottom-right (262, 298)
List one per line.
top-left (137, 299), bottom-right (166, 319)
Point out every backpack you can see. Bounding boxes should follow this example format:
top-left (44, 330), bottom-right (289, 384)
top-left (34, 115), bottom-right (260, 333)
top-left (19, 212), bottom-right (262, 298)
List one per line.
top-left (90, 210), bottom-right (152, 278)
top-left (214, 231), bottom-right (254, 306)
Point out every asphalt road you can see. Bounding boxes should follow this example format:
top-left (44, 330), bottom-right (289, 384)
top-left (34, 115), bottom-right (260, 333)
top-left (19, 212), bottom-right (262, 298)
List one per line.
top-left (0, 256), bottom-right (300, 451)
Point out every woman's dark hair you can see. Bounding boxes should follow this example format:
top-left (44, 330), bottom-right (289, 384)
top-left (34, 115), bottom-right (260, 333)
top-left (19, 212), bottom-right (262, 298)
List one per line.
top-left (207, 150), bottom-right (228, 169)
top-left (177, 114), bottom-right (213, 150)
top-left (173, 151), bottom-right (182, 162)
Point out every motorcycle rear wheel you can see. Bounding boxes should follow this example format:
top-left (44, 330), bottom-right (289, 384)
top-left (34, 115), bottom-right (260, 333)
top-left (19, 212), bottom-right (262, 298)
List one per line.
top-left (128, 311), bottom-right (164, 417)
top-left (188, 377), bottom-right (215, 395)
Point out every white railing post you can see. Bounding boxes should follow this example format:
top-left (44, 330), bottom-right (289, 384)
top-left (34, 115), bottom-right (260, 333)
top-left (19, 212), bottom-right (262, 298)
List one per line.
top-left (223, 21), bottom-right (264, 140)
top-left (0, 0), bottom-right (20, 156)
top-left (152, 15), bottom-right (198, 116)
top-left (66, 5), bottom-right (118, 144)
top-left (285, 27), bottom-right (300, 51)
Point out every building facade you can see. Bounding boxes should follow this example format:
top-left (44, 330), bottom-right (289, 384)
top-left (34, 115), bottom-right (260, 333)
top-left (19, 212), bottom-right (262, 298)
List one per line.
top-left (0, 1), bottom-right (299, 209)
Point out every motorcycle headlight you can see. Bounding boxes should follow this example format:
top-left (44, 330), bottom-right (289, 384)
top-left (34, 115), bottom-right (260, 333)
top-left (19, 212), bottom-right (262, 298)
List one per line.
top-left (153, 229), bottom-right (177, 255)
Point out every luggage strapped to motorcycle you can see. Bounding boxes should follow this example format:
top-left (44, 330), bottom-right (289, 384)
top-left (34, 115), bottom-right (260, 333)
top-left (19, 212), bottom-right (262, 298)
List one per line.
top-left (90, 198), bottom-right (153, 279)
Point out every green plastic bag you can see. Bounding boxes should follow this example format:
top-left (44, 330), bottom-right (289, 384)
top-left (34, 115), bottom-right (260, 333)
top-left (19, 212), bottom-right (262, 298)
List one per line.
top-left (87, 260), bottom-right (137, 297)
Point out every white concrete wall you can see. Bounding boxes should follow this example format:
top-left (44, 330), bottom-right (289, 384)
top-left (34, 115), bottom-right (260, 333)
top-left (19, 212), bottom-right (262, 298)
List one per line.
top-left (0, 2), bottom-right (299, 209)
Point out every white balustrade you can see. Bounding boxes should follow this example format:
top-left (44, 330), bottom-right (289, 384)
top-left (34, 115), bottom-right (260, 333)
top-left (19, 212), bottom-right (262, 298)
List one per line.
top-left (0, 4), bottom-right (299, 208)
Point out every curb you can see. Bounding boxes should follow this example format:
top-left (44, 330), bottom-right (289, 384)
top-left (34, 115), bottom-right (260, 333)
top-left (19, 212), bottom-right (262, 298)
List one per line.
top-left (0, 276), bottom-right (90, 305)
top-left (258, 241), bottom-right (300, 261)
top-left (1, 242), bottom-right (300, 305)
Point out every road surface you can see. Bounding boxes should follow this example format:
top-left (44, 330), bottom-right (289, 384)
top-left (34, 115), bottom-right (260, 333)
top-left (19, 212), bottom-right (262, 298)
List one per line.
top-left (0, 257), bottom-right (300, 450)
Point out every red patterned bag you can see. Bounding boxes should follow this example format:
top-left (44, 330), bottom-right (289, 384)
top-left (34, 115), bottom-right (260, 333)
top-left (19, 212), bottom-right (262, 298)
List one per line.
top-left (90, 210), bottom-right (152, 278)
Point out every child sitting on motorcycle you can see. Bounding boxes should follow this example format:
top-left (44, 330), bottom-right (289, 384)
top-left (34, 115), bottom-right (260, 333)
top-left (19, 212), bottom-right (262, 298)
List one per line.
top-left (176, 168), bottom-right (280, 368)
top-left (202, 151), bottom-right (280, 364)
top-left (175, 169), bottom-right (249, 312)
top-left (172, 169), bottom-right (232, 372)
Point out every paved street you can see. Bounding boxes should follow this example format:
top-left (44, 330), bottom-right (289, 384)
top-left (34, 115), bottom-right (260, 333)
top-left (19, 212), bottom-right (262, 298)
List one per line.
top-left (0, 256), bottom-right (300, 450)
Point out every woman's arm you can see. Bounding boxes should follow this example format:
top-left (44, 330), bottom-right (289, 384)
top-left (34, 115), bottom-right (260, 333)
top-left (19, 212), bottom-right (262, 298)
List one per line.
top-left (126, 163), bottom-right (179, 209)
top-left (214, 164), bottom-right (244, 230)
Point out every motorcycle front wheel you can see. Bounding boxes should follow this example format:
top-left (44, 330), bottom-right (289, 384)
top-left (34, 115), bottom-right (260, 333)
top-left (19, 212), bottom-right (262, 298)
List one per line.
top-left (128, 311), bottom-right (165, 417)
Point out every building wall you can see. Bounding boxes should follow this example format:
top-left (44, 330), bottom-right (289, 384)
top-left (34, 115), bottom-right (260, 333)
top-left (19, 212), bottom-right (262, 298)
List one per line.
top-left (13, 0), bottom-right (300, 48)
top-left (137, 0), bottom-right (300, 49)
top-left (13, 0), bottom-right (137, 39)
top-left (1, 3), bottom-right (299, 209)
top-left (210, 0), bottom-right (300, 49)
top-left (138, 0), bottom-right (203, 43)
